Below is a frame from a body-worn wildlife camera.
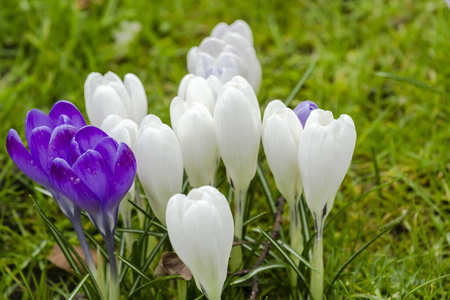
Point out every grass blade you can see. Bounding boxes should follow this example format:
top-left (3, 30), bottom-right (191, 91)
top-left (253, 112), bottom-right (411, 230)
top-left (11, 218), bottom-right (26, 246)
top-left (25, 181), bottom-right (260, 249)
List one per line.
top-left (231, 264), bottom-right (285, 285)
top-left (402, 273), bottom-right (450, 299)
top-left (67, 274), bottom-right (90, 300)
top-left (15, 262), bottom-right (35, 300)
top-left (258, 227), bottom-right (311, 292)
top-left (116, 253), bottom-right (151, 281)
top-left (328, 220), bottom-right (401, 290)
top-left (284, 58), bottom-right (318, 106)
top-left (374, 71), bottom-right (446, 95)
top-left (124, 275), bottom-right (181, 300)
top-left (257, 161), bottom-right (276, 214)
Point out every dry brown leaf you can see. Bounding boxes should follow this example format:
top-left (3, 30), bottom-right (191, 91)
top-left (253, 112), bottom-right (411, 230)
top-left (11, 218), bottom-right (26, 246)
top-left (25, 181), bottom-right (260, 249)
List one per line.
top-left (47, 245), bottom-right (97, 273)
top-left (154, 252), bottom-right (192, 280)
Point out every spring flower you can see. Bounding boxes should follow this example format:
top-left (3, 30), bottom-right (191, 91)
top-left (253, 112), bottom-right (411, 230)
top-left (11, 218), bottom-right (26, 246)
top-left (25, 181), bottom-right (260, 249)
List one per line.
top-left (166, 186), bottom-right (234, 300)
top-left (84, 71), bottom-right (148, 127)
top-left (136, 115), bottom-right (183, 225)
top-left (100, 115), bottom-right (139, 153)
top-left (6, 101), bottom-right (97, 273)
top-left (262, 100), bottom-right (303, 204)
top-left (50, 125), bottom-right (136, 285)
top-left (214, 76), bottom-right (260, 269)
top-left (298, 109), bottom-right (356, 300)
top-left (171, 98), bottom-right (219, 187)
top-left (293, 100), bottom-right (319, 128)
top-left (177, 74), bottom-right (222, 116)
top-left (187, 20), bottom-right (262, 93)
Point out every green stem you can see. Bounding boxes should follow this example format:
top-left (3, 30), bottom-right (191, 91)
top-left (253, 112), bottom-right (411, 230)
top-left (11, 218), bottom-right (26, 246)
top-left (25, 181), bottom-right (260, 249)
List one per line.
top-left (289, 197), bottom-right (303, 289)
top-left (177, 279), bottom-right (187, 300)
top-left (103, 230), bottom-right (119, 300)
top-left (230, 188), bottom-right (247, 270)
top-left (311, 226), bottom-right (324, 300)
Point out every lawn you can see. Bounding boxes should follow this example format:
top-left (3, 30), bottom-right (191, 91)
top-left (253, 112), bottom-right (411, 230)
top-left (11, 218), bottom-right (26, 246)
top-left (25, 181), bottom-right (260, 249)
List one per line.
top-left (0, 0), bottom-right (449, 299)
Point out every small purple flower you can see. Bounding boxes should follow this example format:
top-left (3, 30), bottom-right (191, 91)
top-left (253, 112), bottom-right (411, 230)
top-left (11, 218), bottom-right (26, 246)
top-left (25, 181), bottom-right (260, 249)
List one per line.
top-left (50, 125), bottom-right (136, 281)
top-left (6, 100), bottom-right (98, 273)
top-left (293, 100), bottom-right (319, 128)
top-left (6, 100), bottom-right (86, 218)
top-left (50, 125), bottom-right (136, 236)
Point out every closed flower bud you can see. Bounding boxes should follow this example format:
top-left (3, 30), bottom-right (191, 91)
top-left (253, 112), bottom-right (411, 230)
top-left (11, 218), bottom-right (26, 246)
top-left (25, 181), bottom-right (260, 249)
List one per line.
top-left (298, 109), bottom-right (356, 228)
top-left (166, 186), bottom-right (234, 300)
top-left (262, 100), bottom-right (303, 204)
top-left (84, 71), bottom-right (147, 127)
top-left (170, 98), bottom-right (219, 187)
top-left (293, 100), bottom-right (319, 128)
top-left (214, 76), bottom-right (261, 193)
top-left (136, 115), bottom-right (183, 224)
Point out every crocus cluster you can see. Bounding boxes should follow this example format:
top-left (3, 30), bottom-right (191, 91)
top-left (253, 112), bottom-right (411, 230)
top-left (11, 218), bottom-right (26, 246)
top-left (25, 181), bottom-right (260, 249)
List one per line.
top-left (6, 18), bottom-right (358, 300)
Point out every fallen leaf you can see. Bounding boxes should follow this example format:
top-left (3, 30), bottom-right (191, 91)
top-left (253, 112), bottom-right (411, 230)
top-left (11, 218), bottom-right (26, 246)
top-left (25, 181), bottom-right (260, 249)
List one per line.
top-left (154, 252), bottom-right (192, 280)
top-left (47, 245), bottom-right (97, 273)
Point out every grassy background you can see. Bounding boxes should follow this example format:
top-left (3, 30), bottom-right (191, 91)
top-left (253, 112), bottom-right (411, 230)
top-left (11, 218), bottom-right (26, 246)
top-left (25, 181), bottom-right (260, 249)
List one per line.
top-left (1, 0), bottom-right (449, 298)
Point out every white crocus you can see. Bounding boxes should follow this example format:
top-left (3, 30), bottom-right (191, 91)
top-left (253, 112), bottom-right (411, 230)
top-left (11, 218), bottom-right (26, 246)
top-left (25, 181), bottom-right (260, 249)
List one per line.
top-left (298, 109), bottom-right (356, 300)
top-left (262, 100), bottom-right (303, 204)
top-left (187, 20), bottom-right (262, 93)
top-left (84, 71), bottom-right (147, 127)
top-left (136, 115), bottom-right (183, 225)
top-left (262, 100), bottom-right (305, 282)
top-left (166, 186), bottom-right (234, 300)
top-left (177, 74), bottom-right (222, 116)
top-left (170, 98), bottom-right (219, 187)
top-left (214, 76), bottom-right (261, 269)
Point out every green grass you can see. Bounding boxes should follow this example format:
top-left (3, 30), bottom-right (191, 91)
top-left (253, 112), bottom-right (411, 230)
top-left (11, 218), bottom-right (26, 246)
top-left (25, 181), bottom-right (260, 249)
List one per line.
top-left (1, 0), bottom-right (449, 299)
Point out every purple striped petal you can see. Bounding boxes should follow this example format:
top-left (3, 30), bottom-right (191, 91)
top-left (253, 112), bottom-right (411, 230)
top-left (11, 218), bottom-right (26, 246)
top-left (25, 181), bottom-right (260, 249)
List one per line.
top-left (294, 100), bottom-right (319, 128)
top-left (72, 126), bottom-right (108, 154)
top-left (50, 158), bottom-right (101, 215)
top-left (49, 100), bottom-right (86, 129)
top-left (72, 150), bottom-right (108, 202)
top-left (94, 137), bottom-right (119, 176)
top-left (108, 142), bottom-right (136, 207)
top-left (25, 109), bottom-right (55, 146)
top-left (6, 129), bottom-right (50, 188)
top-left (48, 125), bottom-right (78, 162)
top-left (28, 126), bottom-right (52, 174)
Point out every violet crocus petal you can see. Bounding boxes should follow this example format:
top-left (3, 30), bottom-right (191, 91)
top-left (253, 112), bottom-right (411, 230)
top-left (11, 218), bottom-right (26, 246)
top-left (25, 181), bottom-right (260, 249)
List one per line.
top-left (108, 142), bottom-right (136, 207)
top-left (48, 100), bottom-right (86, 129)
top-left (94, 137), bottom-right (119, 176)
top-left (25, 109), bottom-right (55, 146)
top-left (72, 126), bottom-right (109, 154)
top-left (50, 158), bottom-right (101, 215)
top-left (28, 126), bottom-right (52, 174)
top-left (48, 125), bottom-right (78, 162)
top-left (293, 101), bottom-right (319, 128)
top-left (72, 150), bottom-right (108, 202)
top-left (6, 129), bottom-right (50, 188)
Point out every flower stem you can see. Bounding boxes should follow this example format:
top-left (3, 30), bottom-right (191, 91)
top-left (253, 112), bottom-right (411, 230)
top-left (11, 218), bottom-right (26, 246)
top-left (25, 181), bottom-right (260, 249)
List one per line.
top-left (103, 230), bottom-right (119, 300)
top-left (70, 208), bottom-right (97, 277)
top-left (311, 225), bottom-right (324, 300)
top-left (289, 197), bottom-right (303, 288)
top-left (230, 188), bottom-right (247, 270)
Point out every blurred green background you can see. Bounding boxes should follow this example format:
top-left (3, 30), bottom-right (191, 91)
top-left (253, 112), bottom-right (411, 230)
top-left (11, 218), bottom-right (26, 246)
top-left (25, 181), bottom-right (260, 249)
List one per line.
top-left (1, 0), bottom-right (449, 298)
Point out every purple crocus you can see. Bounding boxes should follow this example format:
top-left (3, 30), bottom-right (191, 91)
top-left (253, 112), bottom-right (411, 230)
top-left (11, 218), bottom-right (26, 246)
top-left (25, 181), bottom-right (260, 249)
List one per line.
top-left (6, 101), bottom-right (97, 273)
top-left (293, 100), bottom-right (319, 128)
top-left (50, 125), bottom-right (136, 282)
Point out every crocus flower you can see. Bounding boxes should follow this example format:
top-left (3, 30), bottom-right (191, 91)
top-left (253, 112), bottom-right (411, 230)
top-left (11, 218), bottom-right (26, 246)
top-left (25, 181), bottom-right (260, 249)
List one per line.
top-left (136, 114), bottom-right (183, 225)
top-left (262, 100), bottom-right (303, 204)
top-left (100, 115), bottom-right (139, 153)
top-left (50, 125), bottom-right (136, 285)
top-left (214, 76), bottom-right (260, 269)
top-left (177, 74), bottom-right (222, 116)
top-left (84, 71), bottom-right (148, 127)
top-left (187, 20), bottom-right (262, 93)
top-left (6, 101), bottom-right (96, 273)
top-left (298, 109), bottom-right (356, 300)
top-left (166, 186), bottom-right (234, 300)
top-left (293, 100), bottom-right (319, 128)
top-left (171, 98), bottom-right (219, 187)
